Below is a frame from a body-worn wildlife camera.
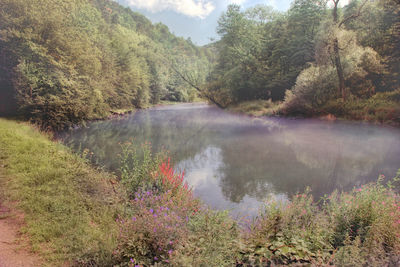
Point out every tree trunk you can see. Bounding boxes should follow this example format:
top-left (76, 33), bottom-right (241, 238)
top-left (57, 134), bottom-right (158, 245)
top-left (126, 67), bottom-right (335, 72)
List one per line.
top-left (333, 38), bottom-right (346, 100)
top-left (332, 0), bottom-right (346, 100)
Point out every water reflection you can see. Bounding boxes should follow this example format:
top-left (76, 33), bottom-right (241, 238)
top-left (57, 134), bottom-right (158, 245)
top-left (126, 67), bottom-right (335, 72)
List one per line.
top-left (61, 103), bottom-right (400, 217)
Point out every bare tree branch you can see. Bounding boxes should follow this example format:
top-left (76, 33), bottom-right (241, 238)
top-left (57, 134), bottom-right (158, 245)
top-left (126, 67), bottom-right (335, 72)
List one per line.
top-left (339, 0), bottom-right (368, 28)
top-left (170, 64), bottom-right (224, 109)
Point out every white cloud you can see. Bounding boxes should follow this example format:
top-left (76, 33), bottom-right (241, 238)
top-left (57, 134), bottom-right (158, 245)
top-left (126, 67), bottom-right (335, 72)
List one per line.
top-left (124, 0), bottom-right (216, 18)
top-left (327, 0), bottom-right (351, 8)
top-left (227, 0), bottom-right (247, 4)
top-left (266, 0), bottom-right (278, 8)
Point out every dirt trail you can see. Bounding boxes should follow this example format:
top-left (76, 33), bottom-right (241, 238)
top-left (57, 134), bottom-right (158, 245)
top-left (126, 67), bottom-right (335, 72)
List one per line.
top-left (0, 171), bottom-right (42, 267)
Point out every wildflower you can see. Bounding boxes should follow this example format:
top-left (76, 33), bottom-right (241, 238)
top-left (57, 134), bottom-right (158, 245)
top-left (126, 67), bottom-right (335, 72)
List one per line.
top-left (130, 258), bottom-right (135, 263)
top-left (154, 256), bottom-right (158, 261)
top-left (132, 217), bottom-right (137, 221)
top-left (150, 208), bottom-right (154, 214)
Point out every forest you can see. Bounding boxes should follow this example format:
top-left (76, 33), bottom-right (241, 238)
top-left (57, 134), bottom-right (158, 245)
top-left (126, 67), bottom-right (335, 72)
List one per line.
top-left (206, 0), bottom-right (400, 123)
top-left (0, 0), bottom-right (212, 130)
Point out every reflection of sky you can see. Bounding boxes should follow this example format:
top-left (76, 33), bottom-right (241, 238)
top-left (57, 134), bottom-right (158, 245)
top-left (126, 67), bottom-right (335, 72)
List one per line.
top-left (176, 145), bottom-right (288, 217)
top-left (62, 103), bottom-right (400, 218)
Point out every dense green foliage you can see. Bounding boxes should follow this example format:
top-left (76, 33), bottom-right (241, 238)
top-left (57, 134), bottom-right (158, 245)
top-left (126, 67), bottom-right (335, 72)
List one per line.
top-left (207, 0), bottom-right (327, 104)
top-left (208, 0), bottom-right (400, 124)
top-left (0, 0), bottom-right (211, 129)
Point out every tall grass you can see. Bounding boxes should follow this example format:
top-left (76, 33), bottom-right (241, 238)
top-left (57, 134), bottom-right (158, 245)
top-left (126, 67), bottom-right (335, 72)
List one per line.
top-left (242, 177), bottom-right (400, 266)
top-left (0, 119), bottom-right (120, 265)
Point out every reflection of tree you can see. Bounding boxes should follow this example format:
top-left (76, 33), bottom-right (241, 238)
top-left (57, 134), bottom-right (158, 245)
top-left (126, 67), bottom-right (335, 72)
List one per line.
top-left (218, 132), bottom-right (330, 203)
top-left (61, 104), bottom-right (219, 171)
top-left (218, 121), bottom-right (400, 203)
top-left (61, 105), bottom-right (400, 207)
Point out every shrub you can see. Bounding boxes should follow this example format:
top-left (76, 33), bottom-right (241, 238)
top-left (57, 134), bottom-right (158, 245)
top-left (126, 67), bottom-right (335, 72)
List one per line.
top-left (113, 190), bottom-right (194, 266)
top-left (242, 192), bottom-right (332, 265)
top-left (321, 90), bottom-right (400, 124)
top-left (115, 148), bottom-right (201, 266)
top-left (172, 209), bottom-right (240, 266)
top-left (119, 142), bottom-right (166, 198)
top-left (327, 177), bottom-right (400, 266)
top-left (278, 63), bottom-right (339, 117)
top-left (242, 177), bottom-right (400, 266)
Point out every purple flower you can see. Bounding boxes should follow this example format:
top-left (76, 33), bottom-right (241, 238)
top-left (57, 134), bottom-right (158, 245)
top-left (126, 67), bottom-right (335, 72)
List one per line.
top-left (149, 208), bottom-right (154, 214)
top-left (130, 258), bottom-right (135, 263)
top-left (132, 217), bottom-right (137, 221)
top-left (154, 256), bottom-right (158, 261)
top-left (168, 249), bottom-right (173, 254)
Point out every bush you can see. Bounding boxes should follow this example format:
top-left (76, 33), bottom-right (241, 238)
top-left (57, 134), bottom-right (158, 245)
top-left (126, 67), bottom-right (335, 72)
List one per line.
top-left (328, 176), bottom-right (400, 266)
top-left (242, 177), bottom-right (400, 266)
top-left (119, 142), bottom-right (166, 197)
top-left (113, 190), bottom-right (195, 266)
top-left (321, 90), bottom-right (400, 124)
top-left (242, 191), bottom-right (332, 265)
top-left (115, 146), bottom-right (201, 266)
top-left (172, 209), bottom-right (240, 266)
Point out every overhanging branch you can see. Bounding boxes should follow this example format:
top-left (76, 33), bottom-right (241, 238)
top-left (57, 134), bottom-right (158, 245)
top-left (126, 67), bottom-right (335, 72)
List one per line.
top-left (338, 0), bottom-right (368, 28)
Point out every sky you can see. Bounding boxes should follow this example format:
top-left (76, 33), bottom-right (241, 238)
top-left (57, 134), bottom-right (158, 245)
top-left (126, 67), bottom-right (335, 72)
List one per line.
top-left (116, 0), bottom-right (350, 46)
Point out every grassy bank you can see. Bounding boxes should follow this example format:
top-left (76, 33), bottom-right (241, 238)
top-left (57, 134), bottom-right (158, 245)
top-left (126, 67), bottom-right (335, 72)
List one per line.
top-left (228, 91), bottom-right (400, 126)
top-left (0, 118), bottom-right (399, 266)
top-left (0, 119), bottom-right (121, 265)
top-left (227, 100), bottom-right (281, 117)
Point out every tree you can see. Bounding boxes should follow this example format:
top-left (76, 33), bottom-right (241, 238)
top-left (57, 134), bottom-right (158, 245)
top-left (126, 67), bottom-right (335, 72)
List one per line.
top-left (330, 0), bottom-right (368, 100)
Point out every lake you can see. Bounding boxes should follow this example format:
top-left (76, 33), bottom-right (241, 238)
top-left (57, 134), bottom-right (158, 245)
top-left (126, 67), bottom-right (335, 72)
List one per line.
top-left (61, 103), bottom-right (400, 218)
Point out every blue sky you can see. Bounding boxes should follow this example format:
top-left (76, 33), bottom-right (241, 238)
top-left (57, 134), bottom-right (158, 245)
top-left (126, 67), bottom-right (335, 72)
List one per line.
top-left (116, 0), bottom-right (293, 45)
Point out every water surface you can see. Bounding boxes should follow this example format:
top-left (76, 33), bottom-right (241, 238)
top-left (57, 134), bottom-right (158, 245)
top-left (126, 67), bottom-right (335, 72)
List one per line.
top-left (62, 103), bottom-right (400, 217)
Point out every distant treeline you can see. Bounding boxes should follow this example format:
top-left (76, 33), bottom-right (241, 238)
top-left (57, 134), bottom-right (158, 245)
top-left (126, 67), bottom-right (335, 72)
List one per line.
top-left (206, 0), bottom-right (400, 123)
top-left (0, 0), bottom-right (212, 129)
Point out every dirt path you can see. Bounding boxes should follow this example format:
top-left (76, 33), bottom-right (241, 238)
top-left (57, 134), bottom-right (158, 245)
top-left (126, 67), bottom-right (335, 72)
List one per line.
top-left (0, 171), bottom-right (42, 267)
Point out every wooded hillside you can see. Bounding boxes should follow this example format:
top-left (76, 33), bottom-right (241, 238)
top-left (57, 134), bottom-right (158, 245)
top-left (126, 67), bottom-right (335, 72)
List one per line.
top-left (0, 0), bottom-right (211, 129)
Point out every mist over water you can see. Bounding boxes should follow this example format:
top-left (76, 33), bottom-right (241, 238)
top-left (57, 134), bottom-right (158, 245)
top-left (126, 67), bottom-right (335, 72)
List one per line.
top-left (62, 103), bottom-right (400, 217)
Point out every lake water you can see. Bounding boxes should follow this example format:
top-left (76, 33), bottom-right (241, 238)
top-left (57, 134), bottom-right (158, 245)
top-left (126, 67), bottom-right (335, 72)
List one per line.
top-left (61, 103), bottom-right (400, 217)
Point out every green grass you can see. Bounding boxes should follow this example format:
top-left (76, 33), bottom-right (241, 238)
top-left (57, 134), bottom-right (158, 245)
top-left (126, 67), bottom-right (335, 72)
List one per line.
top-left (0, 119), bottom-right (121, 265)
top-left (228, 100), bottom-right (281, 117)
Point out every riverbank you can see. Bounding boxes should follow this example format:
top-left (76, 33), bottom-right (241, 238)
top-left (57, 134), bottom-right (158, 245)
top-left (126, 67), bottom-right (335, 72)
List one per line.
top-left (1, 118), bottom-right (400, 266)
top-left (227, 91), bottom-right (400, 127)
top-left (0, 119), bottom-right (121, 265)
